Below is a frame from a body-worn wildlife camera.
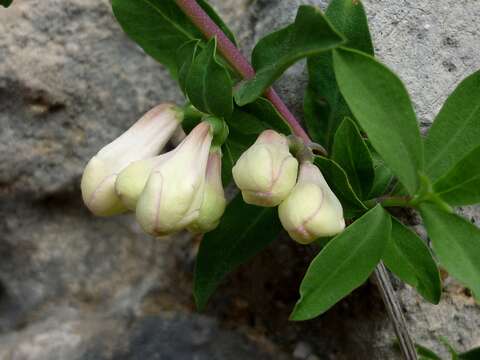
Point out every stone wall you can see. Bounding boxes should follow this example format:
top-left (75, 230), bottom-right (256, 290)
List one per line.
top-left (0, 0), bottom-right (479, 359)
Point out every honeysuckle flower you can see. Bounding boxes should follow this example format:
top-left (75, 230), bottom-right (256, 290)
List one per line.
top-left (115, 153), bottom-right (173, 210)
top-left (232, 130), bottom-right (298, 207)
top-left (81, 104), bottom-right (182, 216)
top-left (278, 161), bottom-right (345, 244)
top-left (135, 121), bottom-right (213, 236)
top-left (188, 148), bottom-right (226, 233)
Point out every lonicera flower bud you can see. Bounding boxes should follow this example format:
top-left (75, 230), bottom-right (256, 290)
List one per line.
top-left (232, 130), bottom-right (298, 207)
top-left (188, 148), bottom-right (226, 233)
top-left (135, 122), bottom-right (213, 236)
top-left (81, 104), bottom-right (182, 216)
top-left (278, 162), bottom-right (345, 244)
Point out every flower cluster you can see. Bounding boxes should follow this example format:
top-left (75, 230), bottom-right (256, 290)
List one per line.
top-left (233, 130), bottom-right (345, 244)
top-left (81, 104), bottom-right (226, 236)
top-left (81, 106), bottom-right (344, 243)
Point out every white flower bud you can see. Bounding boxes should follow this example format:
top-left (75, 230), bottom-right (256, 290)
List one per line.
top-left (232, 130), bottom-right (298, 207)
top-left (81, 104), bottom-right (182, 216)
top-left (135, 122), bottom-right (213, 236)
top-left (278, 162), bottom-right (345, 244)
top-left (188, 149), bottom-right (226, 233)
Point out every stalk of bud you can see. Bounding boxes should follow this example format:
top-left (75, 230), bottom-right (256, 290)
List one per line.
top-left (232, 130), bottom-right (298, 207)
top-left (135, 122), bottom-right (213, 236)
top-left (81, 104), bottom-right (182, 216)
top-left (278, 161), bottom-right (345, 244)
top-left (188, 148), bottom-right (226, 233)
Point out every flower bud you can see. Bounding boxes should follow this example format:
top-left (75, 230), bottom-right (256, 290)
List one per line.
top-left (232, 130), bottom-right (298, 207)
top-left (188, 149), bottom-right (226, 233)
top-left (136, 122), bottom-right (213, 236)
top-left (81, 104), bottom-right (182, 216)
top-left (278, 162), bottom-right (345, 244)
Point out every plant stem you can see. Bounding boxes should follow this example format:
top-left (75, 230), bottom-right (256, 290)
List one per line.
top-left (174, 0), bottom-right (311, 144)
top-left (374, 263), bottom-right (418, 360)
top-left (175, 1), bottom-right (416, 359)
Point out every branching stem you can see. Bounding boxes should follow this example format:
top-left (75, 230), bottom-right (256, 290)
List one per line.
top-left (174, 0), bottom-right (313, 146)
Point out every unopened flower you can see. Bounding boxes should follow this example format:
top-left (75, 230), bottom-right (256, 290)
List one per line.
top-left (278, 162), bottom-right (345, 244)
top-left (81, 104), bottom-right (182, 216)
top-left (232, 130), bottom-right (298, 207)
top-left (136, 122), bottom-right (213, 236)
top-left (188, 148), bottom-right (226, 233)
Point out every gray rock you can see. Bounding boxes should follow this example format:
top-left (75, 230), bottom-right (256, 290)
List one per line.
top-left (0, 0), bottom-right (479, 359)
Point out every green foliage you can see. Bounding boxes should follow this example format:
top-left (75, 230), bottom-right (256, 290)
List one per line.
top-left (460, 347), bottom-right (480, 360)
top-left (194, 194), bottom-right (282, 310)
top-left (314, 156), bottom-right (367, 218)
top-left (177, 40), bottom-right (201, 94)
top-left (420, 204), bottom-right (480, 299)
top-left (424, 70), bottom-right (480, 181)
top-left (185, 38), bottom-right (233, 118)
top-left (332, 117), bottom-right (374, 199)
top-left (304, 0), bottom-right (373, 150)
top-left (111, 0), bottom-right (235, 78)
top-left (415, 344), bottom-right (442, 360)
top-left (333, 48), bottom-right (424, 195)
top-left (235, 5), bottom-right (345, 106)
top-left (383, 218), bottom-right (441, 304)
top-left (433, 145), bottom-right (480, 206)
top-left (290, 205), bottom-right (391, 320)
top-left (0, 0), bottom-right (13, 7)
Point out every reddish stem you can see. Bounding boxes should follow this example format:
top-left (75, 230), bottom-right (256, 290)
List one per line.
top-left (174, 0), bottom-right (311, 144)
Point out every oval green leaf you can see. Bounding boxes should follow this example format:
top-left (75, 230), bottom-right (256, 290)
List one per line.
top-left (186, 38), bottom-right (233, 118)
top-left (383, 218), bottom-right (441, 304)
top-left (420, 203), bottom-right (480, 299)
top-left (305, 0), bottom-right (373, 149)
top-left (433, 144), bottom-right (480, 206)
top-left (332, 117), bottom-right (375, 199)
top-left (424, 70), bottom-right (480, 181)
top-left (235, 5), bottom-right (345, 106)
top-left (290, 205), bottom-right (391, 321)
top-left (333, 48), bottom-right (424, 195)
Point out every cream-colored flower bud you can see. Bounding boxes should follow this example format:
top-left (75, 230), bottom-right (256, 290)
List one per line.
top-left (136, 122), bottom-right (213, 236)
top-left (188, 148), bottom-right (226, 233)
top-left (278, 162), bottom-right (345, 244)
top-left (81, 104), bottom-right (182, 216)
top-left (232, 130), bottom-right (298, 207)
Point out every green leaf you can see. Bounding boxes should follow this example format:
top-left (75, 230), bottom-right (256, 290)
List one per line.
top-left (383, 218), bottom-right (441, 304)
top-left (415, 344), bottom-right (442, 360)
top-left (177, 40), bottom-right (201, 94)
top-left (235, 5), bottom-right (345, 106)
top-left (240, 98), bottom-right (293, 135)
top-left (194, 194), bottom-right (282, 310)
top-left (290, 205), bottom-right (391, 321)
top-left (424, 70), bottom-right (480, 181)
top-left (433, 145), bottom-right (480, 206)
top-left (1, 0), bottom-right (13, 7)
top-left (314, 156), bottom-right (367, 218)
top-left (459, 347), bottom-right (480, 360)
top-left (305, 0), bottom-right (373, 150)
top-left (186, 38), bottom-right (233, 118)
top-left (332, 117), bottom-right (375, 199)
top-left (111, 0), bottom-right (235, 77)
top-left (333, 48), bottom-right (423, 194)
top-left (420, 203), bottom-right (480, 299)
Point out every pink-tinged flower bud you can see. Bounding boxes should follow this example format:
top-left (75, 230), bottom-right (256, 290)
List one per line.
top-left (81, 104), bottom-right (182, 216)
top-left (232, 130), bottom-right (298, 207)
top-left (278, 162), bottom-right (345, 244)
top-left (188, 148), bottom-right (226, 233)
top-left (135, 122), bottom-right (213, 236)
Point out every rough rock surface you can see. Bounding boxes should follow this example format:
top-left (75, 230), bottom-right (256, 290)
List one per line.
top-left (0, 0), bottom-right (479, 359)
